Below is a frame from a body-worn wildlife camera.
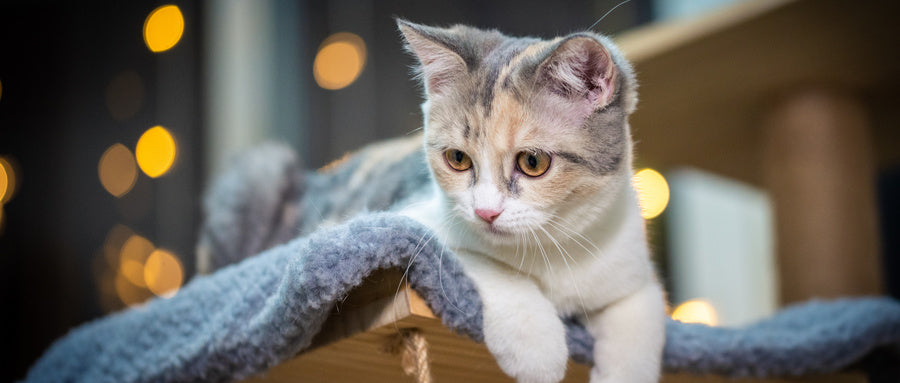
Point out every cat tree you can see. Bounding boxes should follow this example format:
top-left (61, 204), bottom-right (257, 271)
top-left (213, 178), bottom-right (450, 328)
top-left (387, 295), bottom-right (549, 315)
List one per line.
top-left (242, 0), bottom-right (897, 381)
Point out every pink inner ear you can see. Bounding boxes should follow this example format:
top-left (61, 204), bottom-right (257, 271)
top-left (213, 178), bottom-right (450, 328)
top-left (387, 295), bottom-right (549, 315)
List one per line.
top-left (542, 37), bottom-right (617, 110)
top-left (420, 50), bottom-right (466, 94)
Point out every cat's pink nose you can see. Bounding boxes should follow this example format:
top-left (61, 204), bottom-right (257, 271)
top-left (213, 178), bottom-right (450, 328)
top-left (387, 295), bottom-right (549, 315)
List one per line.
top-left (475, 208), bottom-right (502, 224)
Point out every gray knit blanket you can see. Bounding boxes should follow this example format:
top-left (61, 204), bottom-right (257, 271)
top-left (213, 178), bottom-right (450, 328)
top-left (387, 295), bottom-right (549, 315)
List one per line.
top-left (25, 145), bottom-right (900, 382)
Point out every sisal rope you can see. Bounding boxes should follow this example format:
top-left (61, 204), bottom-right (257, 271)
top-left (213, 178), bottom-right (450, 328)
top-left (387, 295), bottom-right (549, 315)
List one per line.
top-left (383, 328), bottom-right (433, 383)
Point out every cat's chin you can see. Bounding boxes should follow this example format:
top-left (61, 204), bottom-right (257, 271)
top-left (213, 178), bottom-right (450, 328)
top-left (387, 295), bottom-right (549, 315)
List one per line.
top-left (474, 223), bottom-right (521, 246)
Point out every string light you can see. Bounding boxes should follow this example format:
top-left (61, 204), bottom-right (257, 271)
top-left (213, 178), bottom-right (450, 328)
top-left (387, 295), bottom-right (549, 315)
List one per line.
top-left (672, 299), bottom-right (719, 326)
top-left (119, 234), bottom-right (154, 287)
top-left (313, 32), bottom-right (367, 90)
top-left (633, 168), bottom-right (670, 219)
top-left (144, 249), bottom-right (184, 298)
top-left (135, 126), bottom-right (177, 178)
top-left (98, 143), bottom-right (138, 197)
top-left (143, 5), bottom-right (184, 53)
top-left (103, 224), bottom-right (135, 268)
top-left (0, 157), bottom-right (15, 204)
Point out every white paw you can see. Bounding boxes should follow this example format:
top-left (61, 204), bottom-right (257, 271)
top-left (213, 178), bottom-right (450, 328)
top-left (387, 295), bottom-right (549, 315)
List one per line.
top-left (483, 310), bottom-right (568, 383)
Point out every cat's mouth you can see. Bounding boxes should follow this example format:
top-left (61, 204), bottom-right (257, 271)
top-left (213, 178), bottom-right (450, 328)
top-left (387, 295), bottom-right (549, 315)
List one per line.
top-left (483, 222), bottom-right (513, 237)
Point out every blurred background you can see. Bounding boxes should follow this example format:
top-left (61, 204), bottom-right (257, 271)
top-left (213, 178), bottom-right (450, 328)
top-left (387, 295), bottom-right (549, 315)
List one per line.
top-left (1, 0), bottom-right (897, 380)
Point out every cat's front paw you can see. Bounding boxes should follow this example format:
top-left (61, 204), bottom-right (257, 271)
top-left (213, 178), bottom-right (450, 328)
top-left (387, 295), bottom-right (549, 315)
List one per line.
top-left (483, 309), bottom-right (568, 383)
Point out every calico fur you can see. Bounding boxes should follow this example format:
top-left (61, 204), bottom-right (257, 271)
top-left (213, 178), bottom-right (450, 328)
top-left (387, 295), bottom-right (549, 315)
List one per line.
top-left (199, 19), bottom-right (665, 383)
top-left (395, 20), bottom-right (664, 383)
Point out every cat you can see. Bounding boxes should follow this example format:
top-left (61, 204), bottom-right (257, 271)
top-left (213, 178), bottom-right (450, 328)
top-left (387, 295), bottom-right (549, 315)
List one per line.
top-left (198, 19), bottom-right (665, 383)
top-left (392, 20), bottom-right (666, 383)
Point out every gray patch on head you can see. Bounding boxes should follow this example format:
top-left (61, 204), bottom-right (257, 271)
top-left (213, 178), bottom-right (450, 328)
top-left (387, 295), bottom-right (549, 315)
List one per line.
top-left (578, 101), bottom-right (627, 175)
top-left (477, 38), bottom-right (537, 116)
top-left (502, 34), bottom-right (632, 177)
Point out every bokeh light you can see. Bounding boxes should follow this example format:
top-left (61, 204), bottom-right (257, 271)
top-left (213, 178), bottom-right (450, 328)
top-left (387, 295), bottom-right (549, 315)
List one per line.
top-left (105, 71), bottom-right (144, 121)
top-left (0, 156), bottom-right (16, 204)
top-left (115, 272), bottom-right (152, 307)
top-left (119, 234), bottom-right (154, 287)
top-left (144, 249), bottom-right (184, 298)
top-left (671, 299), bottom-right (719, 326)
top-left (135, 126), bottom-right (177, 178)
top-left (98, 143), bottom-right (138, 197)
top-left (633, 168), bottom-right (670, 219)
top-left (143, 5), bottom-right (184, 53)
top-left (313, 32), bottom-right (367, 90)
top-left (103, 224), bottom-right (135, 267)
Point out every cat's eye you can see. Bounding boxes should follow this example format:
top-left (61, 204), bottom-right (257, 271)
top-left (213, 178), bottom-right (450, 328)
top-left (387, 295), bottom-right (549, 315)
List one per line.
top-left (516, 151), bottom-right (551, 177)
top-left (445, 149), bottom-right (472, 171)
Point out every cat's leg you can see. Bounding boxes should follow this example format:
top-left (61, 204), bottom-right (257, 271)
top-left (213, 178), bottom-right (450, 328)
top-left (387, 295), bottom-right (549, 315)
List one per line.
top-left (584, 281), bottom-right (665, 383)
top-left (457, 253), bottom-right (568, 383)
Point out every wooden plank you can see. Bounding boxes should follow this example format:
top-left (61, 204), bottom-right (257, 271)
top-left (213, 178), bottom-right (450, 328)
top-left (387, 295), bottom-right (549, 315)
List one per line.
top-left (242, 273), bottom-right (867, 383)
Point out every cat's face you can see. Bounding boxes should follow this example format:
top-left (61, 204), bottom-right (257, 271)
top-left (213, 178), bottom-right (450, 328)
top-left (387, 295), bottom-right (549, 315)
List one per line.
top-left (399, 21), bottom-right (637, 244)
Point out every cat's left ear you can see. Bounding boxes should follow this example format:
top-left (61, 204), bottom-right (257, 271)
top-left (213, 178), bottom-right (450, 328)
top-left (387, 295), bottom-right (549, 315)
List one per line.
top-left (538, 36), bottom-right (618, 110)
top-left (396, 19), bottom-right (468, 96)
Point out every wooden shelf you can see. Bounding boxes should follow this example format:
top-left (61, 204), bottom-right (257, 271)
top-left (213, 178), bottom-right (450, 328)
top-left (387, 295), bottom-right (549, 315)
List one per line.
top-left (240, 269), bottom-right (865, 383)
top-left (616, 0), bottom-right (900, 186)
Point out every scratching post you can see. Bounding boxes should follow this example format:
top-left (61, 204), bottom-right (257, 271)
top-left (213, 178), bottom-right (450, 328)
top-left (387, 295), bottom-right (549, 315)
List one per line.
top-left (400, 329), bottom-right (432, 383)
top-left (383, 328), bottom-right (433, 383)
top-left (763, 88), bottom-right (882, 304)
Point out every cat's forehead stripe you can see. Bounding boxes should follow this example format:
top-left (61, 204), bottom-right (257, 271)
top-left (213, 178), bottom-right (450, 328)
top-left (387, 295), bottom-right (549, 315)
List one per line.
top-left (479, 38), bottom-right (536, 116)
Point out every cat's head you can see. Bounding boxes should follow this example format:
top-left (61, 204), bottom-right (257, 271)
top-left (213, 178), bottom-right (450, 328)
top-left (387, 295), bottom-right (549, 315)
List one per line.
top-left (399, 20), bottom-right (637, 245)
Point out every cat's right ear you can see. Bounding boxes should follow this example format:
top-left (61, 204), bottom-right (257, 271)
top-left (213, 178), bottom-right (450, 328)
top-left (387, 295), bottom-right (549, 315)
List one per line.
top-left (396, 19), bottom-right (467, 96)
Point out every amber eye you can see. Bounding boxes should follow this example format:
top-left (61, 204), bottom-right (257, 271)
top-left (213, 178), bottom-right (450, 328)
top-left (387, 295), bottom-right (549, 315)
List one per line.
top-left (445, 149), bottom-right (472, 171)
top-left (516, 151), bottom-right (551, 177)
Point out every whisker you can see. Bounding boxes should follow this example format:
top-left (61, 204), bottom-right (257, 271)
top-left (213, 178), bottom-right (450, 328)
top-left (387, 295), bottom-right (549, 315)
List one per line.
top-left (587, 0), bottom-right (633, 32)
top-left (544, 219), bottom-right (601, 262)
top-left (538, 225), bottom-right (590, 319)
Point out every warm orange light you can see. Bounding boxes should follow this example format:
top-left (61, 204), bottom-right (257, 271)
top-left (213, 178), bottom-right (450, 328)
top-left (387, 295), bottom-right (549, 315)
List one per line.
top-left (103, 224), bottom-right (135, 267)
top-left (135, 126), bottom-right (177, 178)
top-left (633, 168), bottom-right (670, 219)
top-left (105, 71), bottom-right (144, 121)
top-left (143, 5), bottom-right (184, 53)
top-left (144, 249), bottom-right (184, 298)
top-left (672, 299), bottom-right (719, 326)
top-left (115, 272), bottom-right (151, 307)
top-left (98, 143), bottom-right (138, 197)
top-left (0, 79), bottom-right (3, 102)
top-left (313, 32), bottom-right (367, 90)
top-left (0, 157), bottom-right (15, 204)
top-left (119, 234), bottom-right (154, 287)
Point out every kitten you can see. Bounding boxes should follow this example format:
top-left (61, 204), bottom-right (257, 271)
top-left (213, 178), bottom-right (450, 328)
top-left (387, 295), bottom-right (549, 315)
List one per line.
top-left (395, 20), bottom-right (665, 383)
top-left (198, 18), bottom-right (666, 383)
